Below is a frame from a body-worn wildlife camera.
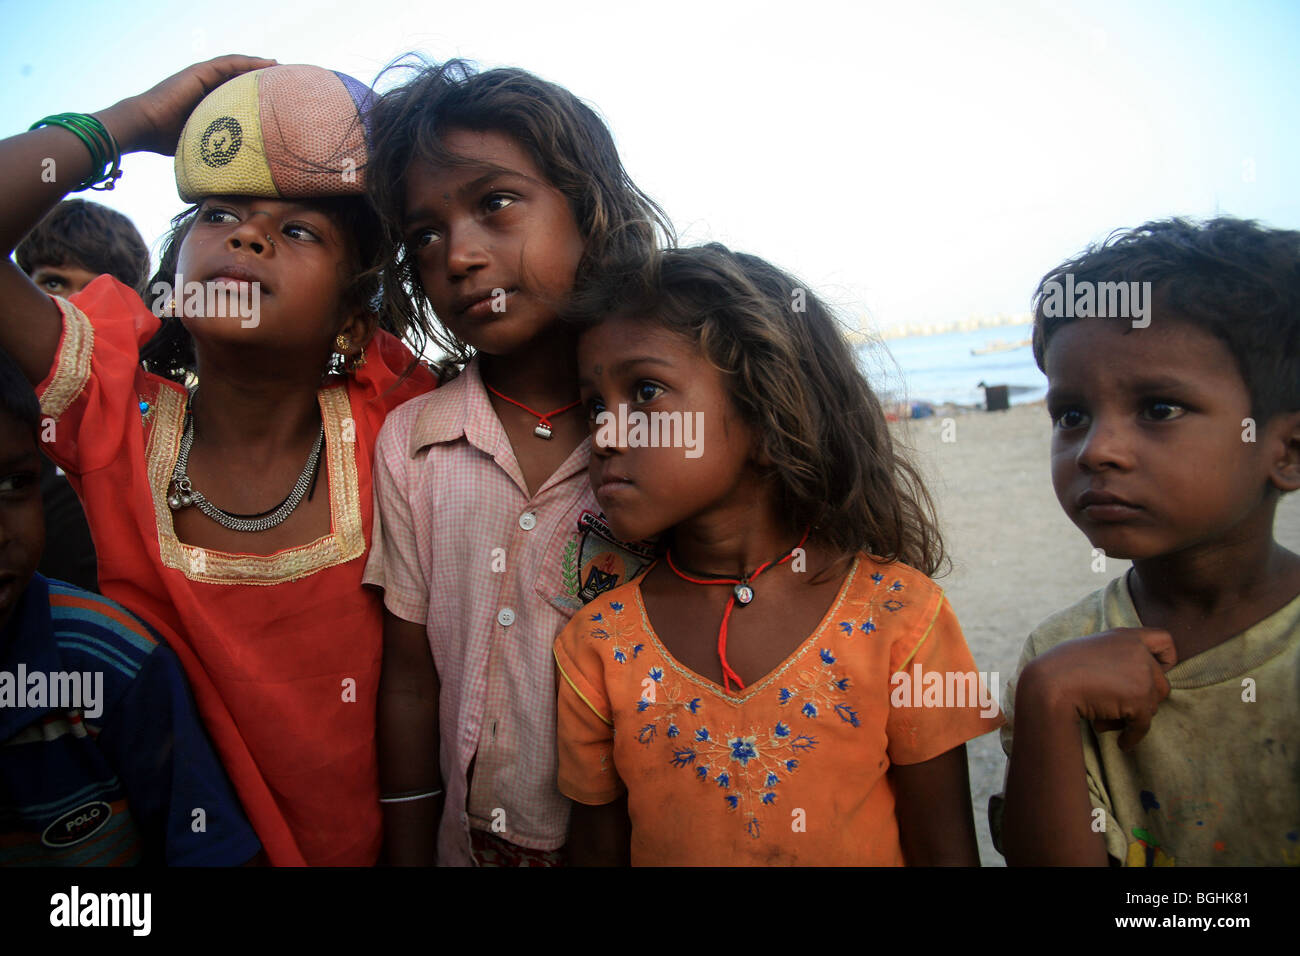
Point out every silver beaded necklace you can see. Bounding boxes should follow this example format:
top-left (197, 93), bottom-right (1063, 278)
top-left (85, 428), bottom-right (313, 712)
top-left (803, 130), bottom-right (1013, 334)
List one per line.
top-left (168, 399), bottom-right (325, 533)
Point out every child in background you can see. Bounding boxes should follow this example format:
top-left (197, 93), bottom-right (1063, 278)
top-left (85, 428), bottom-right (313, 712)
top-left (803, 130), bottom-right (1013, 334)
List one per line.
top-left (555, 244), bottom-right (1003, 865)
top-left (0, 347), bottom-right (260, 866)
top-left (16, 198), bottom-right (151, 298)
top-left (0, 57), bottom-right (435, 865)
top-left (364, 61), bottom-right (671, 865)
top-left (998, 218), bottom-right (1300, 866)
top-left (16, 199), bottom-right (151, 592)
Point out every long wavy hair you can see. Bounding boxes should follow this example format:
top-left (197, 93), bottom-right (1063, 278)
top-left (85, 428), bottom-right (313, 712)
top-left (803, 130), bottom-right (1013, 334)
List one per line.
top-left (577, 243), bottom-right (946, 575)
top-left (367, 58), bottom-right (674, 364)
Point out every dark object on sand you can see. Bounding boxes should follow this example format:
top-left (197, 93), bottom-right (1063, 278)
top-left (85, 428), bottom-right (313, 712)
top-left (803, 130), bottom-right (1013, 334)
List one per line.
top-left (978, 381), bottom-right (1009, 412)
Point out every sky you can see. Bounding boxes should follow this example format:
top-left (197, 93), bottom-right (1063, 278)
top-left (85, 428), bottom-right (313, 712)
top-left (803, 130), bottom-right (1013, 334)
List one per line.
top-left (2, 0), bottom-right (1297, 335)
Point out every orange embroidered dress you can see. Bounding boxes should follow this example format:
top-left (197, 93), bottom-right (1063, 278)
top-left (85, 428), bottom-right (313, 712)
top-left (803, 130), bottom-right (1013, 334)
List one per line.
top-left (554, 554), bottom-right (1004, 865)
top-left (35, 276), bottom-right (435, 866)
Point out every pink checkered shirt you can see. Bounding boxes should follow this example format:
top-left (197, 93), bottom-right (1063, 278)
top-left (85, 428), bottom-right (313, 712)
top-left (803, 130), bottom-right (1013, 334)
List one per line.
top-left (364, 357), bottom-right (595, 866)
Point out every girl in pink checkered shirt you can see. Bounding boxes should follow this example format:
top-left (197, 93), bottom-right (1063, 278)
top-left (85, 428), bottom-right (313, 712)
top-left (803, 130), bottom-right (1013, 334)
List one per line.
top-left (364, 60), bottom-right (673, 865)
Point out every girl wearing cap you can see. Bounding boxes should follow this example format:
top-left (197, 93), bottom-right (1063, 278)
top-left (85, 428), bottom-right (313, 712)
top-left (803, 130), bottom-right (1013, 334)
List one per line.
top-left (0, 56), bottom-right (436, 865)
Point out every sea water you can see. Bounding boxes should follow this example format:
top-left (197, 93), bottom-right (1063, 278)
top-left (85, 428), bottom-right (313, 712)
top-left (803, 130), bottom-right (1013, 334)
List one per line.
top-left (860, 321), bottom-right (1046, 408)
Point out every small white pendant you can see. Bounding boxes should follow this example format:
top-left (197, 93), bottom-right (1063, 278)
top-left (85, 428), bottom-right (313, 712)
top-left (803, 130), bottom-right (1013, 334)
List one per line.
top-left (734, 583), bottom-right (754, 605)
top-left (534, 423), bottom-right (553, 439)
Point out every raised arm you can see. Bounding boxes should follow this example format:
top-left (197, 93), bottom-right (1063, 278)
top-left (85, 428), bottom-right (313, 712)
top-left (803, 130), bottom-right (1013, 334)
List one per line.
top-left (0, 55), bottom-right (274, 384)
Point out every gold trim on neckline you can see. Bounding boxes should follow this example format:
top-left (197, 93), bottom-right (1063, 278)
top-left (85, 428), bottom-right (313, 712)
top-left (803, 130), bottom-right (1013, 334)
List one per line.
top-left (147, 384), bottom-right (364, 585)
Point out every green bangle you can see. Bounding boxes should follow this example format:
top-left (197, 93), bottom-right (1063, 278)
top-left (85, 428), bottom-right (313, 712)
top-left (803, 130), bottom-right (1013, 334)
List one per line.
top-left (29, 112), bottom-right (122, 191)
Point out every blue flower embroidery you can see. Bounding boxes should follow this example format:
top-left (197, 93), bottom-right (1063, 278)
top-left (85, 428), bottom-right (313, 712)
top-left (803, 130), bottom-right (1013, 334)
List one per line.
top-left (610, 601), bottom-right (624, 611)
top-left (637, 699), bottom-right (649, 712)
top-left (729, 737), bottom-right (758, 765)
top-left (649, 667), bottom-right (664, 682)
top-left (725, 795), bottom-right (739, 810)
top-left (834, 703), bottom-right (861, 727)
top-left (632, 643), bottom-right (645, 658)
top-left (766, 772), bottom-right (780, 787)
top-left (819, 648), bottom-right (836, 665)
top-left (637, 724), bottom-right (657, 744)
top-left (614, 649), bottom-right (626, 663)
top-left (761, 792), bottom-right (777, 805)
top-left (688, 698), bottom-right (702, 714)
top-left (834, 677), bottom-right (850, 691)
top-left (696, 728), bottom-right (711, 742)
top-left (792, 735), bottom-right (817, 752)
top-left (696, 766), bottom-right (708, 780)
top-left (861, 621), bottom-right (876, 634)
top-left (889, 581), bottom-right (903, 592)
top-left (801, 702), bottom-right (818, 718)
top-left (871, 572), bottom-right (884, 583)
top-left (716, 772), bottom-right (730, 788)
top-left (778, 688), bottom-right (793, 704)
top-left (671, 749), bottom-right (696, 768)
top-left (590, 612), bottom-right (603, 622)
top-left (785, 759), bottom-right (799, 772)
top-left (884, 599), bottom-right (904, 612)
top-left (774, 721), bottom-right (790, 738)
top-left (747, 817), bottom-right (762, 839)
top-left (667, 724), bottom-right (680, 738)
top-left (839, 621), bottom-right (853, 635)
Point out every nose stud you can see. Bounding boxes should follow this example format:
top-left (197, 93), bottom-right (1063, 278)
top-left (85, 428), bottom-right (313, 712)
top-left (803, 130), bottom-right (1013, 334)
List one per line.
top-left (265, 234), bottom-right (276, 249)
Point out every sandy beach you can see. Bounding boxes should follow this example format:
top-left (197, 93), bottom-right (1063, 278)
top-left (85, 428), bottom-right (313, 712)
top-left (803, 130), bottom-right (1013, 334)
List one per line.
top-left (891, 402), bottom-right (1300, 866)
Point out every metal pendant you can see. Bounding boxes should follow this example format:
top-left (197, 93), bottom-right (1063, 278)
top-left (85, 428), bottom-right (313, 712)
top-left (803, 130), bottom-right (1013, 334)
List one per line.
top-left (168, 478), bottom-right (193, 511)
top-left (534, 423), bottom-right (553, 439)
top-left (734, 583), bottom-right (754, 605)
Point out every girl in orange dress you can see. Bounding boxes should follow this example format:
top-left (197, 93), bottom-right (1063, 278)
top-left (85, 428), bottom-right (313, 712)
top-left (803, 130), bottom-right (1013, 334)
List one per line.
top-left (556, 244), bottom-right (1003, 865)
top-left (0, 57), bottom-right (435, 865)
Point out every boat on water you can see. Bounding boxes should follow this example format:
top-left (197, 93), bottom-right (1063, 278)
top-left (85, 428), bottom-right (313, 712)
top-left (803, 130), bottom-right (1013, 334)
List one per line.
top-left (971, 337), bottom-right (1032, 356)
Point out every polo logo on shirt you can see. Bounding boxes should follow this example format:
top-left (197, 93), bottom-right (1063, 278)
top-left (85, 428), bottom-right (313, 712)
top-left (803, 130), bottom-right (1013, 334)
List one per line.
top-left (576, 510), bottom-right (656, 605)
top-left (42, 801), bottom-right (112, 848)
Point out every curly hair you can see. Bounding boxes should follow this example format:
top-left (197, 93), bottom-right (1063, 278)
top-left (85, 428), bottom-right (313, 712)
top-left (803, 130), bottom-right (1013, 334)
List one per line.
top-left (1032, 217), bottom-right (1300, 422)
top-left (575, 243), bottom-right (946, 576)
top-left (139, 196), bottom-right (392, 383)
top-left (367, 58), bottom-right (674, 363)
top-left (16, 199), bottom-right (151, 295)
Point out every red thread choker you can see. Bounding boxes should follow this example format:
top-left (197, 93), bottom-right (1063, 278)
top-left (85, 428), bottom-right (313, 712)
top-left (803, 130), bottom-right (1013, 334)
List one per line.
top-left (485, 383), bottom-right (581, 439)
top-left (665, 527), bottom-right (812, 694)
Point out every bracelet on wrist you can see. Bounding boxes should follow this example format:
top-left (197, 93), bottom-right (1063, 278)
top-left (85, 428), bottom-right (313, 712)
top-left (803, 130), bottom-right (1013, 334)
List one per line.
top-left (379, 788), bottom-right (444, 804)
top-left (29, 112), bottom-right (122, 191)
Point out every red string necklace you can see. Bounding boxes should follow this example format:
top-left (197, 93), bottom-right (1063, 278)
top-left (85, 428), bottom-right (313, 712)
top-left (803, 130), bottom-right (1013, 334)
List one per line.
top-left (664, 527), bottom-right (811, 694)
top-left (484, 383), bottom-right (581, 440)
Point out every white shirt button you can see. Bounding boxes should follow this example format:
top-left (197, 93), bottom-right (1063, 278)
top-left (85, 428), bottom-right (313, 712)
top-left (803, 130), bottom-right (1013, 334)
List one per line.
top-left (518, 512), bottom-right (537, 531)
top-left (497, 607), bottom-right (516, 627)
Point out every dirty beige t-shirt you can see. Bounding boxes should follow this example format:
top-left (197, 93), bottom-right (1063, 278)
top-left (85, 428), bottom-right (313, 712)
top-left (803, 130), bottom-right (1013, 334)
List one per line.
top-left (997, 575), bottom-right (1300, 866)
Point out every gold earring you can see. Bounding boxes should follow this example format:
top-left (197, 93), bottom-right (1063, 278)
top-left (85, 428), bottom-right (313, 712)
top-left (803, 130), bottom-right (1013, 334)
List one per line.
top-left (335, 334), bottom-right (350, 352)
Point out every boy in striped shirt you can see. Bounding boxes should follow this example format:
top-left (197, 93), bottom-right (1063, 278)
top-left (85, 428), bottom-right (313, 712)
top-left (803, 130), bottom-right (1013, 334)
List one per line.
top-left (0, 348), bottom-right (259, 865)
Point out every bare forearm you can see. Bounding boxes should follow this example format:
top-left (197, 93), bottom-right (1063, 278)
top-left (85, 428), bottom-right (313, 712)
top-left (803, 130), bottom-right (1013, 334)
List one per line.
top-left (567, 795), bottom-right (631, 866)
top-left (377, 612), bottom-right (441, 866)
top-left (378, 689), bottom-right (441, 865)
top-left (891, 744), bottom-right (981, 865)
top-left (1002, 674), bottom-right (1109, 866)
